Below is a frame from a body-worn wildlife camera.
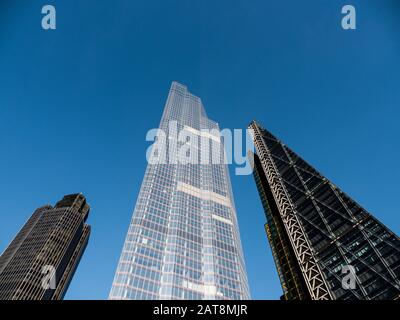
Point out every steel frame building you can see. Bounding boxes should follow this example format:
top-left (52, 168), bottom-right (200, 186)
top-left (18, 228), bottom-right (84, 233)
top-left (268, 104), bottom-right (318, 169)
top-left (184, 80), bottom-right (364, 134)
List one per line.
top-left (249, 121), bottom-right (400, 300)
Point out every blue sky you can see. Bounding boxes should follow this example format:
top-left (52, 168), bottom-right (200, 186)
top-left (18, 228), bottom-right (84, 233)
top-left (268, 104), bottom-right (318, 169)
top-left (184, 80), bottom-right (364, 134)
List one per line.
top-left (0, 0), bottom-right (399, 300)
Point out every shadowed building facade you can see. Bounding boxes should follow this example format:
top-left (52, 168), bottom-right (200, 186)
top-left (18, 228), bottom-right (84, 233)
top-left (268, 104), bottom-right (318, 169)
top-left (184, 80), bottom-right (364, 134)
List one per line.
top-left (109, 82), bottom-right (250, 300)
top-left (249, 121), bottom-right (400, 300)
top-left (0, 194), bottom-right (90, 300)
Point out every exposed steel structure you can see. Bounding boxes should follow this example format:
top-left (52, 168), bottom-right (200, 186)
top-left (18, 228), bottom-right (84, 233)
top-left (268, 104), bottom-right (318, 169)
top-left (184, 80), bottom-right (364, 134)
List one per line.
top-left (249, 121), bottom-right (400, 300)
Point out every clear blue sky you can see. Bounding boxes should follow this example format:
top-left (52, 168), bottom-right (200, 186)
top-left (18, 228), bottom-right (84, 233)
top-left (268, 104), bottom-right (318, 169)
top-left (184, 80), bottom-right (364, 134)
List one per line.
top-left (0, 0), bottom-right (399, 300)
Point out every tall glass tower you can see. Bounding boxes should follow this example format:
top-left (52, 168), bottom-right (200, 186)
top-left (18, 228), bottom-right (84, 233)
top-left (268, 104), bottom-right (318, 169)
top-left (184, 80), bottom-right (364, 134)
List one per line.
top-left (109, 82), bottom-right (250, 300)
top-left (249, 121), bottom-right (400, 300)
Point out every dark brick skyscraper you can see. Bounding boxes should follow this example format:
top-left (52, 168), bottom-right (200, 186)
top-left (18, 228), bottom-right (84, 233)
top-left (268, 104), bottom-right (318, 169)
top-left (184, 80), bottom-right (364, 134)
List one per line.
top-left (0, 194), bottom-right (90, 300)
top-left (249, 121), bottom-right (400, 300)
top-left (109, 82), bottom-right (250, 300)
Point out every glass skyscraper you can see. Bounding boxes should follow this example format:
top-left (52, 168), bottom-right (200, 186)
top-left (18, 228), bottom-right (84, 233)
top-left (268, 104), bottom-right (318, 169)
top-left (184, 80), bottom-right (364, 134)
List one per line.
top-left (109, 82), bottom-right (250, 300)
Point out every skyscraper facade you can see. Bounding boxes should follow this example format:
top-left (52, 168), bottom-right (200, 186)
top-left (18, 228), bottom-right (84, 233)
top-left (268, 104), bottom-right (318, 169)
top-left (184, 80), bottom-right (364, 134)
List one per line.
top-left (249, 121), bottom-right (400, 300)
top-left (109, 82), bottom-right (250, 300)
top-left (0, 193), bottom-right (90, 300)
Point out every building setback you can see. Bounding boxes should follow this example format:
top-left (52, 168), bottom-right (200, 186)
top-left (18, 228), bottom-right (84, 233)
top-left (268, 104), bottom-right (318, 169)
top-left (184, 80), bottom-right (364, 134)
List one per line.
top-left (109, 82), bottom-right (250, 300)
top-left (0, 193), bottom-right (90, 300)
top-left (249, 120), bottom-right (400, 300)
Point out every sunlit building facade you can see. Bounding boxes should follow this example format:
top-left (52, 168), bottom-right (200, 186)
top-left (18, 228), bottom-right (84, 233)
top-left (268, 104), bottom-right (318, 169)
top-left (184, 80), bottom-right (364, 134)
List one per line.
top-left (109, 82), bottom-right (250, 300)
top-left (0, 194), bottom-right (90, 300)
